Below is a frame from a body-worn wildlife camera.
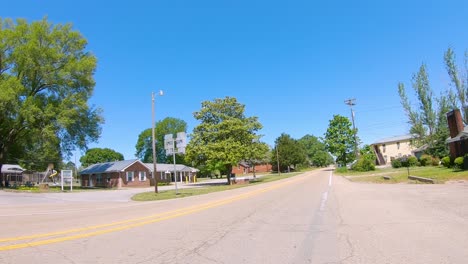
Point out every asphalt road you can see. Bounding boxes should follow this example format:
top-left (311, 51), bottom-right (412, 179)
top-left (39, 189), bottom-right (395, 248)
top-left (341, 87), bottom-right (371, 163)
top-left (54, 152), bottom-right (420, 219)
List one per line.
top-left (1, 169), bottom-right (467, 263)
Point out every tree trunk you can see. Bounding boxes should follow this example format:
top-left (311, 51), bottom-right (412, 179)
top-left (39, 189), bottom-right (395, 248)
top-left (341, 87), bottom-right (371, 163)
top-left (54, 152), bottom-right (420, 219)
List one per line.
top-left (253, 163), bottom-right (256, 179)
top-left (226, 164), bottom-right (232, 185)
top-left (0, 163), bottom-right (3, 187)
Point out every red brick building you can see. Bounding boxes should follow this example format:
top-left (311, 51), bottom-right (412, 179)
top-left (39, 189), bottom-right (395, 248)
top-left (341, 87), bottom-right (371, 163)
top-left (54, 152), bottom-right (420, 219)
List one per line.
top-left (80, 159), bottom-right (199, 188)
top-left (446, 109), bottom-right (468, 159)
top-left (231, 161), bottom-right (272, 175)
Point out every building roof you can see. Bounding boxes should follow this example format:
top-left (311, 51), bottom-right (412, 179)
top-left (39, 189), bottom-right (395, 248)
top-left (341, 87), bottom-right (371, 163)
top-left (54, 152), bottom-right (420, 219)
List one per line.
top-left (372, 134), bottom-right (414, 145)
top-left (144, 163), bottom-right (199, 173)
top-left (80, 159), bottom-right (142, 174)
top-left (1, 164), bottom-right (25, 174)
top-left (79, 159), bottom-right (199, 174)
top-left (446, 126), bottom-right (468, 143)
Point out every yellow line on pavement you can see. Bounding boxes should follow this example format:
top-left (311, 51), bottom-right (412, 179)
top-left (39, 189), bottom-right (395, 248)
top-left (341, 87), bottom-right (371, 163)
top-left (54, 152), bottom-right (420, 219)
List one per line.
top-left (0, 174), bottom-right (308, 251)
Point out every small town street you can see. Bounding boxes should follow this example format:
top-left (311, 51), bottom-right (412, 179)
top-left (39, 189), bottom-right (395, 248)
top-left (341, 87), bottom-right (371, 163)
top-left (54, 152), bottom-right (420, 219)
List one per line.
top-left (1, 169), bottom-right (467, 263)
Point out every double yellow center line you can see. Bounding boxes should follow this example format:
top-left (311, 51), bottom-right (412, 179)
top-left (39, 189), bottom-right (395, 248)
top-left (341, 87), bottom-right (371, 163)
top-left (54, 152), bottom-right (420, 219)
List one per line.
top-left (0, 174), bottom-right (307, 251)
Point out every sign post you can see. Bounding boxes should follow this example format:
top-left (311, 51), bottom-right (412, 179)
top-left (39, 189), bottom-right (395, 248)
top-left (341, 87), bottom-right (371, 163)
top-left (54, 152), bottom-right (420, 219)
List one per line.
top-left (61, 170), bottom-right (73, 192)
top-left (164, 132), bottom-right (187, 194)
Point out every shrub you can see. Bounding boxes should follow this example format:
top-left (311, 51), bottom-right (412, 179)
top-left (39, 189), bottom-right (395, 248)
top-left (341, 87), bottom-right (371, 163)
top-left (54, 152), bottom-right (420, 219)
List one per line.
top-left (431, 157), bottom-right (440, 166)
top-left (441, 156), bottom-right (451, 168)
top-left (407, 156), bottom-right (418, 167)
top-left (391, 158), bottom-right (402, 168)
top-left (454, 157), bottom-right (464, 169)
top-left (335, 167), bottom-right (348, 173)
top-left (352, 154), bottom-right (376, 172)
top-left (419, 154), bottom-right (432, 166)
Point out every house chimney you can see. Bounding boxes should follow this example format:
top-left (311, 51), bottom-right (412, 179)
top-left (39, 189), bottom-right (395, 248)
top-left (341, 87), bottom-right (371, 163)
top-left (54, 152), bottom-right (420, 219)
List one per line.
top-left (447, 109), bottom-right (464, 138)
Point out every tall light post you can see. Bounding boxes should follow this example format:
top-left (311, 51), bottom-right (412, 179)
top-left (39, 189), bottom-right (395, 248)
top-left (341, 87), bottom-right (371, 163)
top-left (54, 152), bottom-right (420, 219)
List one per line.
top-left (152, 90), bottom-right (164, 193)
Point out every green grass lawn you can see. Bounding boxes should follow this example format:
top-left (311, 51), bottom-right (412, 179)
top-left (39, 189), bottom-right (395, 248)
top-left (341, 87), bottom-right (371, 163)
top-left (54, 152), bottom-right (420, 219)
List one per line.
top-left (2, 185), bottom-right (111, 193)
top-left (132, 171), bottom-right (304, 201)
top-left (336, 166), bottom-right (468, 184)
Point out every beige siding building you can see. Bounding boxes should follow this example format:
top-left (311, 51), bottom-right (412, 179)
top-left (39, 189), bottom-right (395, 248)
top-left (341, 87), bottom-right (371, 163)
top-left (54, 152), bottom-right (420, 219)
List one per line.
top-left (371, 135), bottom-right (415, 165)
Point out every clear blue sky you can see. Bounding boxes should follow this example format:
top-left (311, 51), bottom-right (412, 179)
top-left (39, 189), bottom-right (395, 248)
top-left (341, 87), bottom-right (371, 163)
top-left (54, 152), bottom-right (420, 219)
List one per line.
top-left (3, 1), bottom-right (468, 163)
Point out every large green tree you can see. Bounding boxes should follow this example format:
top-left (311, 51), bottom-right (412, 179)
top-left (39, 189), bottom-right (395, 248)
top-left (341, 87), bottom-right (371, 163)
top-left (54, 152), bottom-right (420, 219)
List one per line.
top-left (135, 117), bottom-right (187, 164)
top-left (444, 48), bottom-right (468, 124)
top-left (324, 115), bottom-right (356, 166)
top-left (245, 141), bottom-right (270, 178)
top-left (271, 133), bottom-right (306, 172)
top-left (298, 134), bottom-right (333, 167)
top-left (0, 18), bottom-right (103, 174)
top-left (185, 97), bottom-right (262, 184)
top-left (398, 62), bottom-right (455, 157)
top-left (79, 148), bottom-right (124, 167)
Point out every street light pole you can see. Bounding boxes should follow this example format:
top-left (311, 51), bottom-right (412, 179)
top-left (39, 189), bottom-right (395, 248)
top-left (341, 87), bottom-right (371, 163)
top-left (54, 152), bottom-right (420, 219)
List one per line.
top-left (152, 90), bottom-right (163, 193)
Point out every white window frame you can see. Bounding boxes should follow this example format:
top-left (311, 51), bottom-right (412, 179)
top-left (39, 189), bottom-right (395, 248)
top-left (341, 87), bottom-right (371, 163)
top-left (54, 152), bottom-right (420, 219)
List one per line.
top-left (139, 171), bottom-right (146, 181)
top-left (126, 171), bottom-right (134, 182)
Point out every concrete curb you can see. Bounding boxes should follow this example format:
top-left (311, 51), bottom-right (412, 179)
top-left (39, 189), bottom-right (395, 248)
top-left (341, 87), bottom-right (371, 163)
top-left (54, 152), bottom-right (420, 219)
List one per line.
top-left (408, 175), bottom-right (435, 184)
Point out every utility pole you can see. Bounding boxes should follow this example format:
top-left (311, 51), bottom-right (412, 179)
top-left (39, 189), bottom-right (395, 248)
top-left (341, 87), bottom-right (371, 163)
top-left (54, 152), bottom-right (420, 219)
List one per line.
top-left (152, 92), bottom-right (158, 193)
top-left (276, 144), bottom-right (281, 176)
top-left (345, 98), bottom-right (359, 157)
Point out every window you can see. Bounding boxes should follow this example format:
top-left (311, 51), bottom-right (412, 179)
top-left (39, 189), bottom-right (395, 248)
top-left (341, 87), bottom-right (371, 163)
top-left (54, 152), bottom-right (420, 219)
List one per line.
top-left (126, 171), bottom-right (134, 182)
top-left (139, 171), bottom-right (146, 181)
top-left (96, 174), bottom-right (102, 184)
top-left (397, 142), bottom-right (400, 149)
top-left (382, 144), bottom-right (386, 153)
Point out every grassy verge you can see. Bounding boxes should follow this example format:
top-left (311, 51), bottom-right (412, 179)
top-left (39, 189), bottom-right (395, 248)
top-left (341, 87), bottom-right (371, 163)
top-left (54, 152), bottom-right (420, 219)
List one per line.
top-left (2, 185), bottom-right (111, 193)
top-left (337, 166), bottom-right (468, 184)
top-left (132, 171), bottom-right (304, 201)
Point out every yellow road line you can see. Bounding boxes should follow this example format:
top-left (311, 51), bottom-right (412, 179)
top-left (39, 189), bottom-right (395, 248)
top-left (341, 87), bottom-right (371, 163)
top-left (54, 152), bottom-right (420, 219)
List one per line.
top-left (0, 174), bottom-right (309, 251)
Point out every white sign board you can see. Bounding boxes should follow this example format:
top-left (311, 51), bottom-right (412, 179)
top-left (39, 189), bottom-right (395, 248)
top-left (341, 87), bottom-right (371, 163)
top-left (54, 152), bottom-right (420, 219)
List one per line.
top-left (164, 132), bottom-right (187, 155)
top-left (61, 170), bottom-right (73, 191)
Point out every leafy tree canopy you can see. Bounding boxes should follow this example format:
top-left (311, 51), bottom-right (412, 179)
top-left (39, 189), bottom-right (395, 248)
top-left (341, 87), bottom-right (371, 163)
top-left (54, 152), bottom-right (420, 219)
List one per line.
top-left (271, 133), bottom-right (307, 172)
top-left (185, 97), bottom-right (262, 184)
top-left (298, 134), bottom-right (333, 167)
top-left (0, 17), bottom-right (103, 171)
top-left (80, 148), bottom-right (124, 167)
top-left (398, 56), bottom-right (457, 157)
top-left (324, 115), bottom-right (356, 166)
top-left (135, 117), bottom-right (187, 164)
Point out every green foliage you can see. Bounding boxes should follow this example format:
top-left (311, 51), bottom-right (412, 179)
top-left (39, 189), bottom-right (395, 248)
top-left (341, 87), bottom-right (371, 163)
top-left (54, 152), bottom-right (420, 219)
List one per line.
top-left (392, 156), bottom-right (418, 168)
top-left (0, 17), bottom-right (103, 168)
top-left (441, 156), bottom-right (451, 168)
top-left (431, 157), bottom-right (440, 166)
top-left (324, 115), bottom-right (357, 166)
top-left (80, 148), bottom-right (124, 167)
top-left (419, 154), bottom-right (432, 166)
top-left (454, 157), bottom-right (464, 169)
top-left (335, 167), bottom-right (348, 173)
top-left (444, 48), bottom-right (468, 124)
top-left (407, 156), bottom-right (418, 167)
top-left (185, 97), bottom-right (262, 184)
top-left (245, 141), bottom-right (270, 176)
top-left (271, 133), bottom-right (307, 172)
top-left (298, 134), bottom-right (333, 167)
top-left (135, 117), bottom-right (187, 164)
top-left (351, 153), bottom-right (375, 172)
top-left (391, 158), bottom-right (402, 168)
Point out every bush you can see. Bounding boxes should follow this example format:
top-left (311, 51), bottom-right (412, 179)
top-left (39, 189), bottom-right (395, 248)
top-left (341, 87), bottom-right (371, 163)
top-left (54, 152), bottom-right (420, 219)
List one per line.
top-left (441, 156), bottom-right (451, 168)
top-left (431, 157), bottom-right (440, 166)
top-left (407, 156), bottom-right (418, 167)
top-left (335, 167), bottom-right (348, 173)
top-left (391, 158), bottom-right (402, 168)
top-left (352, 154), bottom-right (376, 172)
top-left (454, 157), bottom-right (464, 169)
top-left (419, 154), bottom-right (432, 166)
